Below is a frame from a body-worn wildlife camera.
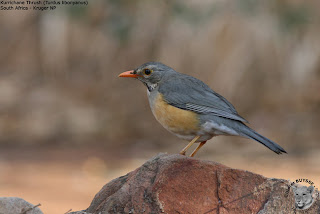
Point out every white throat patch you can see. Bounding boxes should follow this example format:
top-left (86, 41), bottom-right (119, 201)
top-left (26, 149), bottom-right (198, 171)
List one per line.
top-left (146, 83), bottom-right (158, 92)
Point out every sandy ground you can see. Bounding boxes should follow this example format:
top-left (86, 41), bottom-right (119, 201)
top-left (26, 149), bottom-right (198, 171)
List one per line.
top-left (0, 147), bottom-right (319, 214)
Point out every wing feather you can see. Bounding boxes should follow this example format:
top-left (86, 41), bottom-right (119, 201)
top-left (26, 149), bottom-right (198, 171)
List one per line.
top-left (159, 73), bottom-right (248, 123)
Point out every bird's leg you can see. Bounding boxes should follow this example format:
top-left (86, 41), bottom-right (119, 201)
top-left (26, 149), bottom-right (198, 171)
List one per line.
top-left (179, 135), bottom-right (201, 155)
top-left (190, 141), bottom-right (207, 157)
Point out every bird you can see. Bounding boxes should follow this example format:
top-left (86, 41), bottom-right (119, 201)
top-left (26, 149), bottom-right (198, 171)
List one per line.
top-left (119, 62), bottom-right (287, 157)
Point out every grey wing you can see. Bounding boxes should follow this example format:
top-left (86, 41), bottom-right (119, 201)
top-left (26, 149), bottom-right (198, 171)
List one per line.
top-left (159, 74), bottom-right (248, 123)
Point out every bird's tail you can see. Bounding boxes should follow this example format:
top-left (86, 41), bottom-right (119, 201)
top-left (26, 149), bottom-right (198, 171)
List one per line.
top-left (241, 125), bottom-right (287, 154)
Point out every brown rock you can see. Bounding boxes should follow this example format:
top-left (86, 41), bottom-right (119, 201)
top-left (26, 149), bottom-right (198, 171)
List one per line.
top-left (72, 153), bottom-right (319, 214)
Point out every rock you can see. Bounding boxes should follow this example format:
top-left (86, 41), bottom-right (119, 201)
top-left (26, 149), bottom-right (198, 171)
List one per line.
top-left (0, 197), bottom-right (43, 214)
top-left (72, 153), bottom-right (320, 214)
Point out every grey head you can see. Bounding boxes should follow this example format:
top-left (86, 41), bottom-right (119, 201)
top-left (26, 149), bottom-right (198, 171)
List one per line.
top-left (132, 62), bottom-right (177, 92)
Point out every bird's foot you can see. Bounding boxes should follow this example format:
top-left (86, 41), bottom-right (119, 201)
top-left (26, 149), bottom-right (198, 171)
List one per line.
top-left (179, 151), bottom-right (186, 156)
top-left (190, 141), bottom-right (207, 157)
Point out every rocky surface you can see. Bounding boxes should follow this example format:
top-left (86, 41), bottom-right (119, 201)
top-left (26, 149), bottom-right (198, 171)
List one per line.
top-left (71, 153), bottom-right (319, 214)
top-left (0, 197), bottom-right (43, 214)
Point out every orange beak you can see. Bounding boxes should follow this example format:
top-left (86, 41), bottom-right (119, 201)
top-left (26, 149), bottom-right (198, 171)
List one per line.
top-left (118, 70), bottom-right (140, 78)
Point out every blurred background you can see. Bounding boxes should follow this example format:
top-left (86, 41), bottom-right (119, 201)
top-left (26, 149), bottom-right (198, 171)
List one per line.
top-left (1, 0), bottom-right (320, 213)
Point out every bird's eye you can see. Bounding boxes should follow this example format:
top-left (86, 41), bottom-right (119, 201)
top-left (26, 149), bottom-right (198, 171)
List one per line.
top-left (143, 69), bottom-right (152, 75)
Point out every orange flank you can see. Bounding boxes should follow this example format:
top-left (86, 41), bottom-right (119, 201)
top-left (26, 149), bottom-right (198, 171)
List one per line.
top-left (152, 93), bottom-right (200, 135)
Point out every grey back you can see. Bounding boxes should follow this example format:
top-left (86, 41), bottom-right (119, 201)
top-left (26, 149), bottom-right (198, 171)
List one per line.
top-left (158, 73), bottom-right (248, 123)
